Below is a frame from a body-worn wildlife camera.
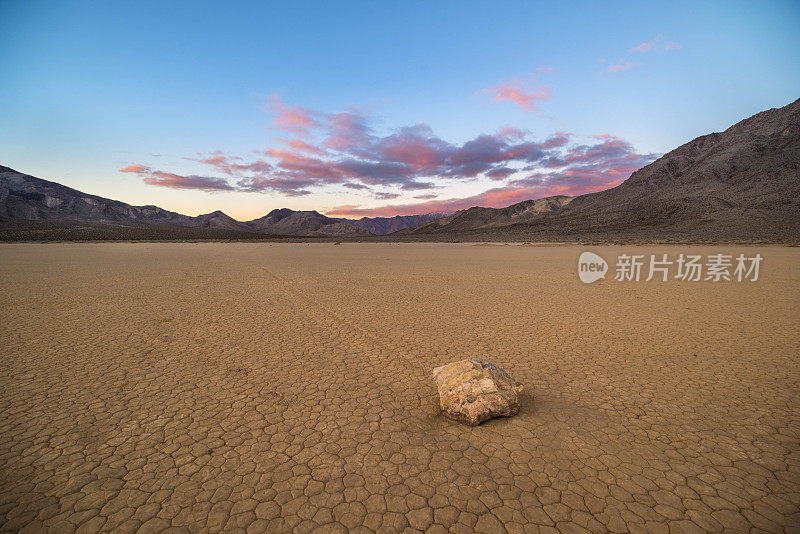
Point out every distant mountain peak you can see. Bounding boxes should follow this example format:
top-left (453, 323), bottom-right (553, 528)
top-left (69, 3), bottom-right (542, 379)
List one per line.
top-left (246, 208), bottom-right (370, 236)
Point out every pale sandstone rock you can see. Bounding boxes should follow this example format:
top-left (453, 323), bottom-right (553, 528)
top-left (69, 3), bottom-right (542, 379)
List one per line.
top-left (432, 359), bottom-right (523, 425)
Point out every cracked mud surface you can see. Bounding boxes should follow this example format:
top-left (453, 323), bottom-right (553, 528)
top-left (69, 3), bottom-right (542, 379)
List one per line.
top-left (1, 243), bottom-right (798, 533)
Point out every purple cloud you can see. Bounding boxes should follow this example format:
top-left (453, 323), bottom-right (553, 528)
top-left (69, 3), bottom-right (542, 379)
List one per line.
top-left (122, 99), bottom-right (656, 208)
top-left (120, 164), bottom-right (235, 192)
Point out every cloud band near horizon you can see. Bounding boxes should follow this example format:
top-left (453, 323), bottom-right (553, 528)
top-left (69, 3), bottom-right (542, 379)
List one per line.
top-left (119, 97), bottom-right (658, 218)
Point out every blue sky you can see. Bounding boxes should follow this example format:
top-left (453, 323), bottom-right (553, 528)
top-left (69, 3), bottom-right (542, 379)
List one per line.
top-left (1, 0), bottom-right (798, 219)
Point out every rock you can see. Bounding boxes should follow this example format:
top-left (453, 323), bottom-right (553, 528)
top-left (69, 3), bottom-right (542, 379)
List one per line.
top-left (432, 359), bottom-right (523, 425)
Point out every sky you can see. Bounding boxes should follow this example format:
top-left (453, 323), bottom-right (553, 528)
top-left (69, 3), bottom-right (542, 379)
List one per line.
top-left (1, 1), bottom-right (798, 220)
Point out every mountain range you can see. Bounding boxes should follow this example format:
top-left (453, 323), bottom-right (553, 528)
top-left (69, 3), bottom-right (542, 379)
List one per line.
top-left (0, 169), bottom-right (446, 238)
top-left (1, 98), bottom-right (798, 242)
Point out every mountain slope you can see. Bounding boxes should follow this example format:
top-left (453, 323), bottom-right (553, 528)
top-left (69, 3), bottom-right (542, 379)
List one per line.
top-left (192, 211), bottom-right (255, 232)
top-left (338, 213), bottom-right (446, 235)
top-left (247, 209), bottom-right (371, 236)
top-left (0, 166), bottom-right (197, 227)
top-left (400, 99), bottom-right (800, 241)
top-left (397, 197), bottom-right (572, 235)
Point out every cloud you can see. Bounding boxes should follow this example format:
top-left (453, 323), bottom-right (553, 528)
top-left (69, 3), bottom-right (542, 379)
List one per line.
top-left (603, 59), bottom-right (642, 73)
top-left (190, 153), bottom-right (273, 176)
top-left (119, 164), bottom-right (150, 174)
top-left (603, 36), bottom-right (680, 75)
top-left (496, 126), bottom-right (529, 141)
top-left (630, 35), bottom-right (681, 53)
top-left (630, 35), bottom-right (661, 53)
top-left (483, 80), bottom-right (553, 111)
top-left (486, 167), bottom-right (515, 179)
top-left (240, 104), bottom-right (581, 191)
top-left (238, 175), bottom-right (314, 196)
top-left (510, 134), bottom-right (656, 195)
top-left (342, 182), bottom-right (370, 190)
top-left (231, 160), bottom-right (272, 173)
top-left (264, 95), bottom-right (320, 136)
top-left (120, 164), bottom-right (235, 192)
top-left (401, 180), bottom-right (436, 190)
top-left (145, 173), bottom-right (236, 192)
top-left (324, 109), bottom-right (372, 151)
top-left (324, 134), bottom-right (657, 218)
top-left (325, 186), bottom-right (545, 218)
top-left (125, 98), bottom-right (655, 213)
top-left (282, 139), bottom-right (327, 155)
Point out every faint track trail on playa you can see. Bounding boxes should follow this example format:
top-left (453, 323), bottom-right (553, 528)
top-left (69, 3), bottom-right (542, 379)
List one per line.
top-left (257, 261), bottom-right (430, 381)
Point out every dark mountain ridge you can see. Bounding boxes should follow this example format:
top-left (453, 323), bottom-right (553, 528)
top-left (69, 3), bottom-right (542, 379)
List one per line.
top-left (245, 209), bottom-right (372, 236)
top-left (338, 213), bottom-right (447, 235)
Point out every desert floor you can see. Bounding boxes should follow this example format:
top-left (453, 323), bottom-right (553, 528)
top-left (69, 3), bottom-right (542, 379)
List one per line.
top-left (1, 243), bottom-right (798, 533)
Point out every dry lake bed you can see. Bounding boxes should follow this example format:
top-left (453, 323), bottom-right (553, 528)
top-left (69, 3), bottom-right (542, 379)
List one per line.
top-left (1, 242), bottom-right (798, 533)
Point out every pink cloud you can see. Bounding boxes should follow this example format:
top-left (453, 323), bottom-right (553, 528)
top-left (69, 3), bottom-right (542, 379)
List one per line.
top-left (496, 126), bottom-right (529, 141)
top-left (630, 35), bottom-right (662, 53)
top-left (630, 43), bottom-right (654, 54)
top-left (144, 172), bottom-right (235, 192)
top-left (374, 125), bottom-right (449, 171)
top-left (119, 164), bottom-right (150, 174)
top-left (191, 152), bottom-right (273, 176)
top-left (630, 35), bottom-right (680, 53)
top-left (127, 98), bottom-right (655, 206)
top-left (542, 132), bottom-right (570, 149)
top-left (283, 139), bottom-right (327, 155)
top-left (483, 81), bottom-right (553, 111)
top-left (230, 160), bottom-right (271, 173)
top-left (120, 163), bottom-right (235, 192)
top-left (266, 95), bottom-right (320, 136)
top-left (200, 154), bottom-right (231, 174)
top-left (324, 133), bottom-right (656, 218)
top-left (247, 120), bottom-right (579, 189)
top-left (323, 109), bottom-right (372, 151)
top-left (603, 59), bottom-right (642, 73)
